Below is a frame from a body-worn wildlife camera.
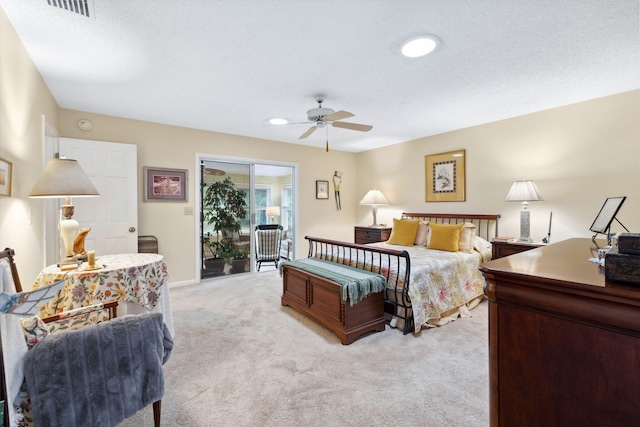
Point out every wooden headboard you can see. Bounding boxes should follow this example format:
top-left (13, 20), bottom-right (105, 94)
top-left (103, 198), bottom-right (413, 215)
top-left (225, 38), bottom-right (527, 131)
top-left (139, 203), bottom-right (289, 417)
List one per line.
top-left (401, 213), bottom-right (501, 241)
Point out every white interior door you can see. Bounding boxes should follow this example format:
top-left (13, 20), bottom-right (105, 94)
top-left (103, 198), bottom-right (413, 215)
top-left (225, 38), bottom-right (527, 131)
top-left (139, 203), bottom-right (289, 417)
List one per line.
top-left (58, 138), bottom-right (138, 256)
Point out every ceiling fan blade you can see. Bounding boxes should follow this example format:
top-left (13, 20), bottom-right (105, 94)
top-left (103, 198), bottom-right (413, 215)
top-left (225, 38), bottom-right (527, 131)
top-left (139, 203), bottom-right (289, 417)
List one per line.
top-left (332, 121), bottom-right (373, 132)
top-left (298, 126), bottom-right (317, 139)
top-left (323, 110), bottom-right (354, 122)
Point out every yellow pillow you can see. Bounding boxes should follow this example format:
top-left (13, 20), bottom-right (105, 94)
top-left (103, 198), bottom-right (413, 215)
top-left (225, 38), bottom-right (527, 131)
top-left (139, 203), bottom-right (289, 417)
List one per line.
top-left (427, 222), bottom-right (464, 252)
top-left (387, 218), bottom-right (420, 246)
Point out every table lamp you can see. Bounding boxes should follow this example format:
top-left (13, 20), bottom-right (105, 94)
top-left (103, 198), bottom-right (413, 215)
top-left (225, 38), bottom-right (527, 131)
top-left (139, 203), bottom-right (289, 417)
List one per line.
top-left (29, 156), bottom-right (100, 265)
top-left (266, 206), bottom-right (280, 224)
top-left (505, 180), bottom-right (542, 242)
top-left (359, 189), bottom-right (389, 226)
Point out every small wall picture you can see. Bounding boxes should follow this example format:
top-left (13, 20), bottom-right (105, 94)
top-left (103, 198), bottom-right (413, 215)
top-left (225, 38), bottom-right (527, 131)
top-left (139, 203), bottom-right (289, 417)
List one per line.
top-left (316, 180), bottom-right (329, 199)
top-left (425, 149), bottom-right (466, 202)
top-left (0, 157), bottom-right (12, 197)
top-left (144, 167), bottom-right (188, 202)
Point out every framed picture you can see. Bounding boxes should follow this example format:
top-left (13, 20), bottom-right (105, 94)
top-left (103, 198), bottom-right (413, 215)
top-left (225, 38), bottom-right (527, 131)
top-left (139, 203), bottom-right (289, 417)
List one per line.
top-left (589, 196), bottom-right (626, 234)
top-left (0, 157), bottom-right (12, 197)
top-left (316, 180), bottom-right (329, 199)
top-left (425, 149), bottom-right (466, 202)
top-left (144, 167), bottom-right (188, 202)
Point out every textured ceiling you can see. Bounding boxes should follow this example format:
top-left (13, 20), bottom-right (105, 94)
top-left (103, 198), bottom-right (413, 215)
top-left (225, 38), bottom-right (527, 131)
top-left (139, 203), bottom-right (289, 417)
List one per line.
top-left (1, 0), bottom-right (638, 152)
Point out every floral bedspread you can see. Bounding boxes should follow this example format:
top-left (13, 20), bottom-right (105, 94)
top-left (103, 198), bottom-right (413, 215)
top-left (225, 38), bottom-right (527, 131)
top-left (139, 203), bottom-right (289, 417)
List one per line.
top-left (315, 238), bottom-right (492, 333)
top-left (371, 241), bottom-right (491, 332)
top-left (32, 253), bottom-right (169, 317)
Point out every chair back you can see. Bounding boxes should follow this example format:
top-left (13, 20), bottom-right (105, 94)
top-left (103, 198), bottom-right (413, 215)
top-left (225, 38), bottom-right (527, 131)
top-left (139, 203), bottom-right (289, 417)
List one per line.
top-left (255, 225), bottom-right (283, 263)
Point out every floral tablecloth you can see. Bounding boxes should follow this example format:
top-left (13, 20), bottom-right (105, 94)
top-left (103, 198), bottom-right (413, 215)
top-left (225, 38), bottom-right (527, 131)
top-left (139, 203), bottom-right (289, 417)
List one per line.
top-left (32, 253), bottom-right (169, 317)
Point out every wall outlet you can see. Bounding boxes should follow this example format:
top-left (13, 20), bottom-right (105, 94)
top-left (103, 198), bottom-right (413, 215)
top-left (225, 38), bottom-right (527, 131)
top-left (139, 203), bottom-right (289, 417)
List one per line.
top-left (184, 207), bottom-right (194, 215)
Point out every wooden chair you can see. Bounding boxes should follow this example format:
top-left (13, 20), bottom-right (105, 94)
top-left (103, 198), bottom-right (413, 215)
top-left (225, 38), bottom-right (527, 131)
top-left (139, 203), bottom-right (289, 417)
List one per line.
top-left (255, 224), bottom-right (283, 271)
top-left (0, 248), bottom-right (162, 427)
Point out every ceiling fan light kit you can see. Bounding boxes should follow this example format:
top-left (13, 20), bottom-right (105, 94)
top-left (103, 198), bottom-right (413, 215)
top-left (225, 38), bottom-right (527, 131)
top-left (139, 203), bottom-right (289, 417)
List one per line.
top-left (289, 97), bottom-right (373, 151)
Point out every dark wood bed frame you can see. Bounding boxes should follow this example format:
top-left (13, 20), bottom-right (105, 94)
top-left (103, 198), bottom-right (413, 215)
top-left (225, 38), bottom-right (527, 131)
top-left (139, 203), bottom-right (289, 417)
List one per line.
top-left (286, 213), bottom-right (500, 338)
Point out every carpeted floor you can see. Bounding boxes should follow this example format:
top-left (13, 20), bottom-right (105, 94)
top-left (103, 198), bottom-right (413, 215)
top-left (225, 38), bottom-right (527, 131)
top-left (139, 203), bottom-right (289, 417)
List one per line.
top-left (118, 270), bottom-right (489, 426)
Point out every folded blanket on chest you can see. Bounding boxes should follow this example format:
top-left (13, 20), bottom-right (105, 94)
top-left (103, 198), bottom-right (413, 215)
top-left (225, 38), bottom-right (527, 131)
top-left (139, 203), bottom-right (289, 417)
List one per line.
top-left (23, 312), bottom-right (173, 427)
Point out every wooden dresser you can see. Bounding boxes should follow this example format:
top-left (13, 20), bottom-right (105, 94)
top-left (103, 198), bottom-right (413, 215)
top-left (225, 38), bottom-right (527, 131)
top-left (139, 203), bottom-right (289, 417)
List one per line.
top-left (480, 238), bottom-right (640, 426)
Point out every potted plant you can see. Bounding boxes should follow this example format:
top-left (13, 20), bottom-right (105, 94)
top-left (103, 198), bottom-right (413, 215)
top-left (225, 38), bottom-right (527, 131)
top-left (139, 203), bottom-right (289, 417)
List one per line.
top-left (202, 177), bottom-right (248, 274)
top-left (221, 243), bottom-right (250, 274)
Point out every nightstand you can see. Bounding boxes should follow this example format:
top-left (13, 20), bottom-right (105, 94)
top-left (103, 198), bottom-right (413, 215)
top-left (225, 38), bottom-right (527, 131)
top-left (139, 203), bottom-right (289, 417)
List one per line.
top-left (354, 226), bottom-right (392, 244)
top-left (492, 239), bottom-right (546, 259)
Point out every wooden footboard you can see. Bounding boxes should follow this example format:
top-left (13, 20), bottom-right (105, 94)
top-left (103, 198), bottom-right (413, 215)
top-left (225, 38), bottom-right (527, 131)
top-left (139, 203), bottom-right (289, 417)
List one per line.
top-left (304, 236), bottom-right (414, 334)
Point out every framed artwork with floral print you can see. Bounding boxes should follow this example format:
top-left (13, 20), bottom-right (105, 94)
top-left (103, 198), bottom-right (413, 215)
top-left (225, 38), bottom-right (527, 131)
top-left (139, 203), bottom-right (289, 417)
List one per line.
top-left (425, 149), bottom-right (466, 202)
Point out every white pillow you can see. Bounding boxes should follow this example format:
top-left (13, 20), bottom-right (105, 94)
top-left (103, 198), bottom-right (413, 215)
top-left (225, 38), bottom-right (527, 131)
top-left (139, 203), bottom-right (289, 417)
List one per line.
top-left (414, 221), bottom-right (430, 246)
top-left (459, 223), bottom-right (477, 253)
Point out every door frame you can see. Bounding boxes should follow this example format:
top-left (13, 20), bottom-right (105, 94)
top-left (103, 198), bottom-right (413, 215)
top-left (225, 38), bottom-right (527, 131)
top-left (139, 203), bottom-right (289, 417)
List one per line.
top-left (194, 153), bottom-right (298, 282)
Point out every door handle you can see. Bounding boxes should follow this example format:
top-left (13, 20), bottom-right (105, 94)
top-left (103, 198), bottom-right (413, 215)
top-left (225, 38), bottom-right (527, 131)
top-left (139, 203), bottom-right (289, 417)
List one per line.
top-left (129, 227), bottom-right (136, 233)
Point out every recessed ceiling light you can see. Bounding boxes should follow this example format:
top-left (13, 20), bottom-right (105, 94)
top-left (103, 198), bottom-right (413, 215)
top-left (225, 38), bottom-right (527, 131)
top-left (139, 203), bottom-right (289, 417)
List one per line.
top-left (400, 35), bottom-right (440, 58)
top-left (269, 118), bottom-right (289, 125)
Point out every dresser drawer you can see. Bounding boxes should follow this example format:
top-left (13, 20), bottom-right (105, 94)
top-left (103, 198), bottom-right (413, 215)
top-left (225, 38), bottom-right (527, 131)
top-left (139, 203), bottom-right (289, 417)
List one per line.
top-left (354, 227), bottom-right (391, 244)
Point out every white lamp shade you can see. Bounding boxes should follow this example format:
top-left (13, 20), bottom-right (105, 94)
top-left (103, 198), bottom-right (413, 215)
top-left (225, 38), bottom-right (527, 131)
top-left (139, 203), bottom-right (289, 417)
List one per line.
top-left (505, 180), bottom-right (542, 202)
top-left (29, 158), bottom-right (100, 198)
top-left (359, 189), bottom-right (389, 206)
top-left (266, 206), bottom-right (280, 217)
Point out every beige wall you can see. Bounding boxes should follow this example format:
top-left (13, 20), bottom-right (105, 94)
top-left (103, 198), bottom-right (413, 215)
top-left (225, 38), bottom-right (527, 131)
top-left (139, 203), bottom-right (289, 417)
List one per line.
top-left (3, 5), bottom-right (639, 285)
top-left (356, 90), bottom-right (640, 243)
top-left (0, 8), bottom-right (59, 283)
top-left (58, 110), bottom-right (357, 283)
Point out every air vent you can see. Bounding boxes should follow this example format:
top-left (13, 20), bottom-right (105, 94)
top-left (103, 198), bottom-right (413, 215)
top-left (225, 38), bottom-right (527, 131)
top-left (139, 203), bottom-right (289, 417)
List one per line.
top-left (47, 0), bottom-right (93, 18)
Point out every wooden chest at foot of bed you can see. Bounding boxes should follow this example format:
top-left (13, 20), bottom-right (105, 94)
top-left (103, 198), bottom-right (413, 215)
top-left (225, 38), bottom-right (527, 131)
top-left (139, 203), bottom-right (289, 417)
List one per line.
top-left (281, 265), bottom-right (385, 345)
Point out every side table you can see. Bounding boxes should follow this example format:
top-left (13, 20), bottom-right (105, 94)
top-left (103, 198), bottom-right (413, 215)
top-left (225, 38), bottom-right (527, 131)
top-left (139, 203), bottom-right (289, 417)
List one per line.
top-left (354, 226), bottom-right (392, 244)
top-left (492, 239), bottom-right (546, 259)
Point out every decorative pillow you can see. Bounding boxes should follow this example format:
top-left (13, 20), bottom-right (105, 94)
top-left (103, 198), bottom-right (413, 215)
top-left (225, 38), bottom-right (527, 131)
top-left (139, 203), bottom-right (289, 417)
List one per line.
top-left (459, 223), bottom-right (477, 254)
top-left (19, 316), bottom-right (50, 349)
top-left (387, 218), bottom-right (420, 246)
top-left (45, 303), bottom-right (112, 335)
top-left (414, 221), bottom-right (430, 246)
top-left (427, 222), bottom-right (464, 252)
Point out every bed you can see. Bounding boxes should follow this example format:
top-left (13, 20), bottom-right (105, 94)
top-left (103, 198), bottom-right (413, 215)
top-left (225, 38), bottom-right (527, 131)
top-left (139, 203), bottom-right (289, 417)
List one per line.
top-left (303, 213), bottom-right (500, 335)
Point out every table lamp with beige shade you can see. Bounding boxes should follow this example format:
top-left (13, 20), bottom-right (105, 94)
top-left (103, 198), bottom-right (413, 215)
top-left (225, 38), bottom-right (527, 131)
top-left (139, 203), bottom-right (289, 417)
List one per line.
top-left (359, 189), bottom-right (390, 227)
top-left (505, 179), bottom-right (542, 242)
top-left (266, 206), bottom-right (280, 224)
top-left (29, 156), bottom-right (100, 266)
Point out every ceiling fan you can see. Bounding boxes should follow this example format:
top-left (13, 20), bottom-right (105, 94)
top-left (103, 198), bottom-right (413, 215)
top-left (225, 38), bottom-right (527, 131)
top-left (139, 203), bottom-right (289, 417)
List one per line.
top-left (292, 95), bottom-right (373, 152)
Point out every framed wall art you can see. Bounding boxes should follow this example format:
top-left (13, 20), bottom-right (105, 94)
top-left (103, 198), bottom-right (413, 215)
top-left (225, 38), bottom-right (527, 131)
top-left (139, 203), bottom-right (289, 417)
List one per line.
top-left (425, 149), bottom-right (466, 202)
top-left (316, 180), bottom-right (329, 199)
top-left (144, 166), bottom-right (188, 202)
top-left (0, 157), bottom-right (12, 197)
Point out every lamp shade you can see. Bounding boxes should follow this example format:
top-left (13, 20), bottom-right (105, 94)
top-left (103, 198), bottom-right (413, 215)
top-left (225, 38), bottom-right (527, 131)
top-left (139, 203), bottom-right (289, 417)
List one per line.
top-left (359, 189), bottom-right (389, 206)
top-left (504, 180), bottom-right (542, 202)
top-left (29, 158), bottom-right (100, 198)
top-left (266, 206), bottom-right (280, 217)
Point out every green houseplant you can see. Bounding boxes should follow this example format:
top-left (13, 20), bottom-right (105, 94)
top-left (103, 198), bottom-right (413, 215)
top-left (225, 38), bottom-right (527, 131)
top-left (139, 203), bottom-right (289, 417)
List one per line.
top-left (202, 177), bottom-right (248, 274)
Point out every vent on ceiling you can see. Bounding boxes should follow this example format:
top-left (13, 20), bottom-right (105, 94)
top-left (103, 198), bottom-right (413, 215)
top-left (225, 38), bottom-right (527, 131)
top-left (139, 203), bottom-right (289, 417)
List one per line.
top-left (47, 0), bottom-right (93, 18)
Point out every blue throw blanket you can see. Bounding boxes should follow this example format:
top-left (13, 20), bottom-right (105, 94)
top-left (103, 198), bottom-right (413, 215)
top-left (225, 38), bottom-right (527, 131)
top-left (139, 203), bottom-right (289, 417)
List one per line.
top-left (23, 312), bottom-right (173, 427)
top-left (280, 258), bottom-right (387, 306)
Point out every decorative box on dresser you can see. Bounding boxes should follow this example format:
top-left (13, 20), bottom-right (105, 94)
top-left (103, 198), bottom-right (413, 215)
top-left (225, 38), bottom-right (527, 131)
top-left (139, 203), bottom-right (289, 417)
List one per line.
top-left (479, 238), bottom-right (640, 427)
top-left (354, 226), bottom-right (391, 244)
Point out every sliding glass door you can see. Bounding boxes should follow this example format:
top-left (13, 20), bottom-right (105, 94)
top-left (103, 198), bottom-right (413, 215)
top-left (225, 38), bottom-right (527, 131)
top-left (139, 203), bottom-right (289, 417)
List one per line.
top-left (199, 158), bottom-right (295, 280)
